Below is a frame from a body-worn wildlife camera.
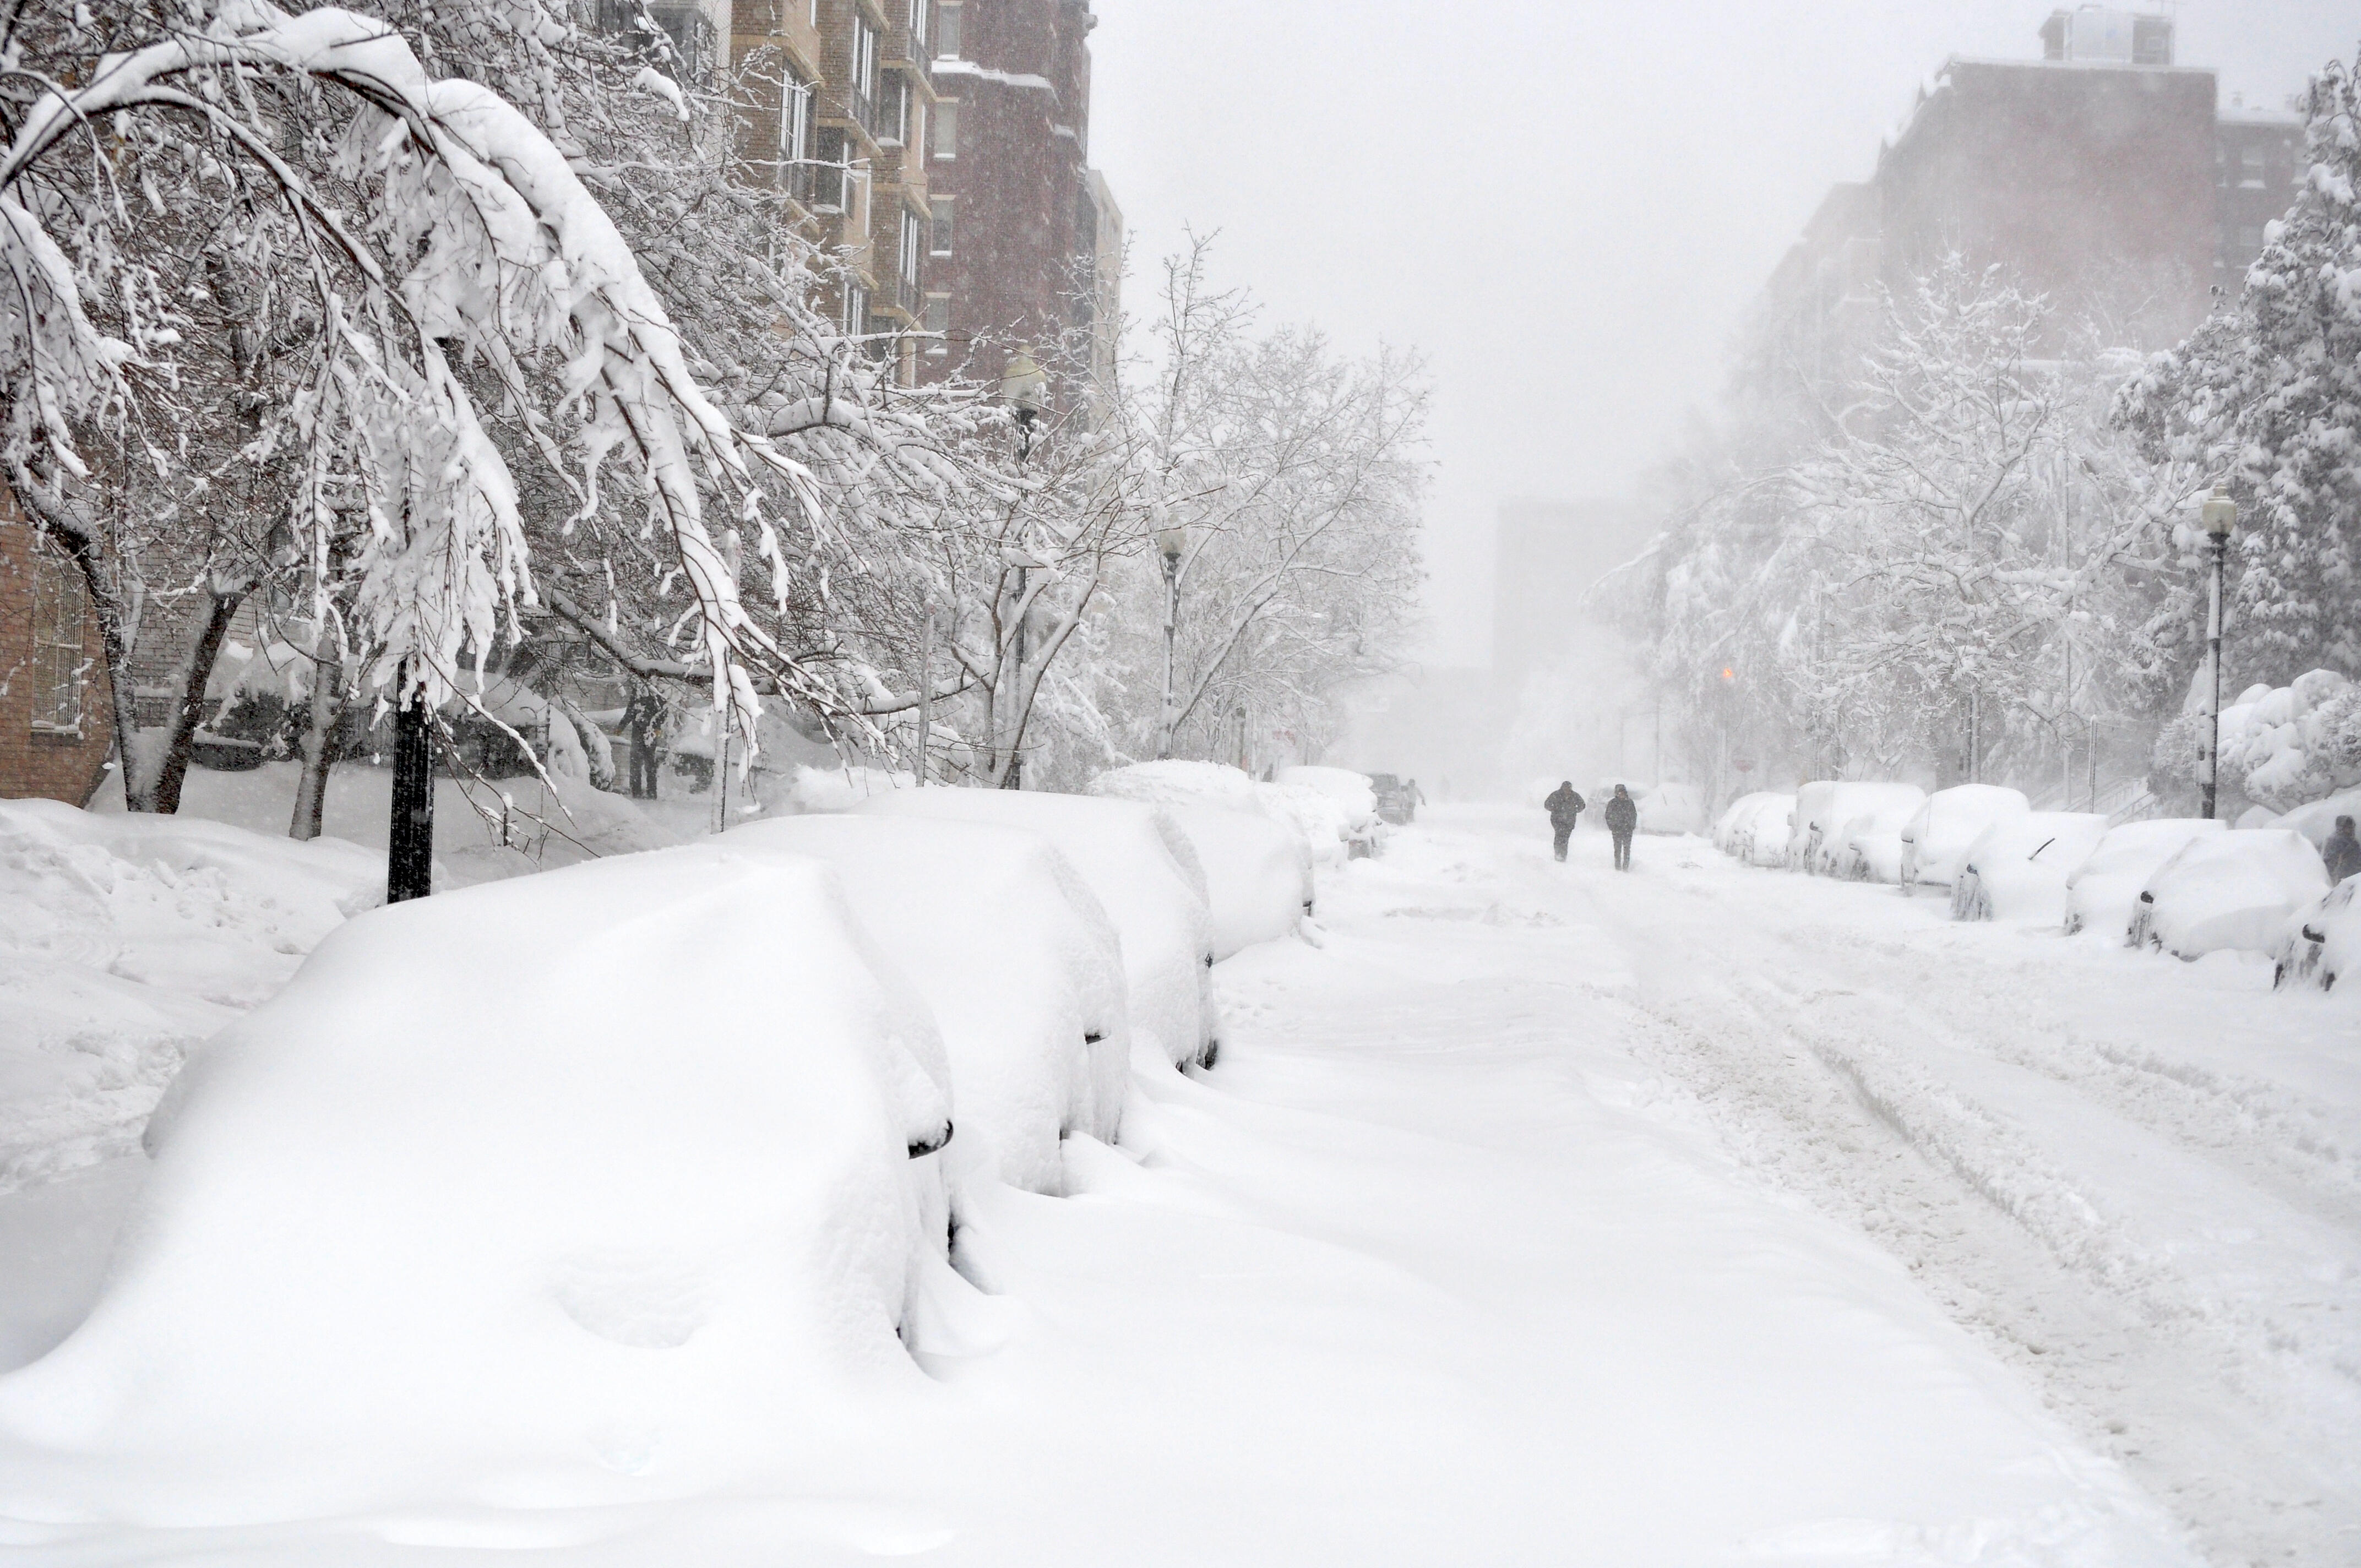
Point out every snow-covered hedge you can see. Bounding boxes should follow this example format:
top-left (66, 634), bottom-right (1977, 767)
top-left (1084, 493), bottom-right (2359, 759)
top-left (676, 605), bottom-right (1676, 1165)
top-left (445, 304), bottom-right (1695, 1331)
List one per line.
top-left (0, 843), bottom-right (955, 1515)
top-left (2128, 830), bottom-right (2329, 960)
top-left (1950, 812), bottom-right (2109, 924)
top-left (2156, 670), bottom-right (2361, 813)
top-left (733, 816), bottom-right (1130, 1193)
top-left (857, 791), bottom-right (1220, 1069)
top-left (1900, 786), bottom-right (2030, 893)
top-left (2063, 819), bottom-right (2227, 938)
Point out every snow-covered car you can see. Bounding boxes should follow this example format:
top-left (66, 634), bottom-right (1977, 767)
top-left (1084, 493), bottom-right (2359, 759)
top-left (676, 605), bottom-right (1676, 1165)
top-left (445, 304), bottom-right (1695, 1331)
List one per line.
top-left (1899, 785), bottom-right (2030, 894)
top-left (0, 843), bottom-right (955, 1502)
top-left (2062, 818), bottom-right (2227, 936)
top-left (1789, 782), bottom-right (1927, 876)
top-left (1165, 803), bottom-right (1310, 958)
top-left (2272, 878), bottom-right (2361, 990)
top-left (858, 789), bottom-right (1220, 1068)
top-left (1714, 792), bottom-right (1797, 867)
top-left (1087, 759), bottom-right (1318, 918)
top-left (1274, 766), bottom-right (1384, 858)
top-left (1835, 796), bottom-right (1928, 884)
top-left (1636, 782), bottom-right (1707, 836)
top-left (734, 815), bottom-right (1130, 1191)
top-left (1950, 812), bottom-right (2109, 923)
top-left (2126, 829), bottom-right (2330, 959)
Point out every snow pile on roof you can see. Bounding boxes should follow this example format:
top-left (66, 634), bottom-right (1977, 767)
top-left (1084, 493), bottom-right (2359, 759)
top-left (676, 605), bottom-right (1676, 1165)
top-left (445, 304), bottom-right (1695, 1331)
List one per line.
top-left (1791, 782), bottom-right (1927, 875)
top-left (1087, 759), bottom-right (1264, 812)
top-left (2272, 878), bottom-right (2361, 992)
top-left (1951, 812), bottom-right (2109, 923)
top-left (0, 843), bottom-right (954, 1520)
top-left (856, 790), bottom-right (1218, 1068)
top-left (1714, 792), bottom-right (1797, 866)
top-left (2064, 818), bottom-right (2227, 938)
top-left (0, 800), bottom-right (382, 1193)
top-left (1165, 804), bottom-right (1308, 958)
top-left (2207, 671), bottom-right (2361, 812)
top-left (732, 815), bottom-right (1128, 1192)
top-left (2129, 829), bottom-right (2329, 959)
top-left (1901, 785), bottom-right (2030, 891)
top-left (1636, 782), bottom-right (1707, 836)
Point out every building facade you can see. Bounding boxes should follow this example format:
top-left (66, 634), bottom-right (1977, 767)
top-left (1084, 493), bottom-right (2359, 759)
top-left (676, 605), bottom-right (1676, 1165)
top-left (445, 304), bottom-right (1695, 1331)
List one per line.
top-left (0, 489), bottom-right (115, 805)
top-left (1761, 6), bottom-right (2305, 399)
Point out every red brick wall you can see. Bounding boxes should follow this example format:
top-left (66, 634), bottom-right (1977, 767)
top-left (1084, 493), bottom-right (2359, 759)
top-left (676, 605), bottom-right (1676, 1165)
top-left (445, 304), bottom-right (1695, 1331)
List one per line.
top-left (0, 499), bottom-right (116, 807)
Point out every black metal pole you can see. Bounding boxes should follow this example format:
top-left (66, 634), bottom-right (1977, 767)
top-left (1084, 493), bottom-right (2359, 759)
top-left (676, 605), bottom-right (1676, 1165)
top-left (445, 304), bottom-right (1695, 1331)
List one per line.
top-left (2201, 535), bottom-right (2225, 821)
top-left (388, 672), bottom-right (434, 902)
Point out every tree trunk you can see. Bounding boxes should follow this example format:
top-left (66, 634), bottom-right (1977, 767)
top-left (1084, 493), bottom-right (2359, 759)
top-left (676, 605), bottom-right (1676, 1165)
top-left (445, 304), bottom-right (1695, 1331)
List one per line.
top-left (142, 585), bottom-right (249, 814)
top-left (289, 633), bottom-right (345, 841)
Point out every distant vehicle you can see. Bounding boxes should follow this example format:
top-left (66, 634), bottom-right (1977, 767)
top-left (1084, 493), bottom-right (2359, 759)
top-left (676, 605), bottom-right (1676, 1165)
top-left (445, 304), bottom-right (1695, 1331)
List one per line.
top-left (1368, 773), bottom-right (1422, 826)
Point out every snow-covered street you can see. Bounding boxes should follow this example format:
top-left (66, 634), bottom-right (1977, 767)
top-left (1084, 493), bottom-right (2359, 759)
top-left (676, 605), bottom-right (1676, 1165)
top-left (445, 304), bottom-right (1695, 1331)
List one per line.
top-left (14, 803), bottom-right (2356, 1564)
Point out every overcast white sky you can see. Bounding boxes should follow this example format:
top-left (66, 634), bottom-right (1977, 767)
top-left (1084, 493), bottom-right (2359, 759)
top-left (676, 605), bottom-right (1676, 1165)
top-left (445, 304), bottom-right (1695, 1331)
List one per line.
top-left (1088, 1), bottom-right (2360, 666)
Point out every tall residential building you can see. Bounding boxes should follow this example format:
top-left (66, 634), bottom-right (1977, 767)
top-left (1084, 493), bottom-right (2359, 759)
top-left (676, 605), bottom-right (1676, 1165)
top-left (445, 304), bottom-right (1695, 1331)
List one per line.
top-left (1761, 6), bottom-right (2305, 396)
top-left (919, 0), bottom-right (1119, 401)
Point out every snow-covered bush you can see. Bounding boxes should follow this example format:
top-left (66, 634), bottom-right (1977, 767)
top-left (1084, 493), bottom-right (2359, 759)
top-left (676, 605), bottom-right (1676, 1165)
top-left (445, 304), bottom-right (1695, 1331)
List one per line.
top-left (2272, 880), bottom-right (2361, 992)
top-left (733, 816), bottom-right (1129, 1193)
top-left (1714, 793), bottom-right (1798, 866)
top-left (2064, 819), bottom-right (2228, 937)
top-left (1951, 812), bottom-right (2109, 924)
top-left (1901, 786), bottom-right (2030, 892)
top-left (2128, 830), bottom-right (2329, 959)
top-left (856, 791), bottom-right (1219, 1069)
top-left (1790, 782), bottom-right (1927, 875)
top-left (0, 844), bottom-right (954, 1517)
top-left (1166, 804), bottom-right (1309, 958)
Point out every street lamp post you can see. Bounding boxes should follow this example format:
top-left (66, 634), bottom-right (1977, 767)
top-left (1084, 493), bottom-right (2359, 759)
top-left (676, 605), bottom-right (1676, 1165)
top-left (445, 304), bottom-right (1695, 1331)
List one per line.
top-left (2199, 483), bottom-right (2238, 820)
top-left (998, 349), bottom-right (1049, 788)
top-left (387, 660), bottom-right (434, 902)
top-left (1156, 524), bottom-right (1186, 759)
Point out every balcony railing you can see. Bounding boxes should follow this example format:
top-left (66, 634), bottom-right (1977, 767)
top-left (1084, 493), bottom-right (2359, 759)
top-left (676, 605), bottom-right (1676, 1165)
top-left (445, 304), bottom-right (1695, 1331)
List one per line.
top-left (850, 85), bottom-right (882, 142)
top-left (894, 270), bottom-right (923, 318)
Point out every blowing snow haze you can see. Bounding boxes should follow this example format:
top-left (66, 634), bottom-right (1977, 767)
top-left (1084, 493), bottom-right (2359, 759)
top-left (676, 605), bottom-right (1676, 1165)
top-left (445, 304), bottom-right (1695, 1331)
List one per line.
top-left (1094, 0), bottom-right (2359, 795)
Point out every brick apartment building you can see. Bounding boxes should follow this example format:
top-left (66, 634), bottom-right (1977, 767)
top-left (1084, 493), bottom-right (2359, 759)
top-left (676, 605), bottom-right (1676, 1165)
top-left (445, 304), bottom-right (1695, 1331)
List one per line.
top-left (0, 487), bottom-right (113, 806)
top-left (1760, 5), bottom-right (2305, 395)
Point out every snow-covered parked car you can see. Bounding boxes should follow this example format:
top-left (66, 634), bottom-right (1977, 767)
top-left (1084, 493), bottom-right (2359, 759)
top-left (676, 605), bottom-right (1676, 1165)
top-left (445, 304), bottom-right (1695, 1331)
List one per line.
top-left (0, 844), bottom-right (956, 1505)
top-left (858, 788), bottom-right (1220, 1069)
top-left (2062, 818), bottom-right (2227, 936)
top-left (1950, 812), bottom-right (2109, 923)
top-left (1789, 782), bottom-right (1927, 874)
top-left (1274, 765), bottom-right (1384, 859)
top-left (1088, 759), bottom-right (1316, 924)
top-left (1636, 782), bottom-right (1708, 836)
top-left (2126, 829), bottom-right (2330, 959)
top-left (2272, 879), bottom-right (2361, 990)
top-left (1714, 792), bottom-right (1798, 867)
top-left (1836, 794), bottom-right (1930, 884)
top-left (734, 815), bottom-right (1130, 1191)
top-left (1900, 785), bottom-right (2029, 894)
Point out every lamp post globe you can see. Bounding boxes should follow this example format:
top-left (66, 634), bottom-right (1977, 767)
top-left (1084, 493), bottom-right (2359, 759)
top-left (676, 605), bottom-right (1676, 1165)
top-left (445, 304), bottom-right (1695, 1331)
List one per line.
top-left (999, 346), bottom-right (1048, 454)
top-left (2199, 484), bottom-right (2237, 821)
top-left (1156, 524), bottom-right (1187, 759)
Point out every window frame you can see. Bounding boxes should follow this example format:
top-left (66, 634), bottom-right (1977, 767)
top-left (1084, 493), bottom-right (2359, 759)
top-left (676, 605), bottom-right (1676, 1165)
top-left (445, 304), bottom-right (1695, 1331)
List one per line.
top-left (932, 97), bottom-right (958, 160)
top-left (29, 542), bottom-right (88, 736)
top-left (935, 2), bottom-right (961, 59)
top-left (929, 194), bottom-right (955, 255)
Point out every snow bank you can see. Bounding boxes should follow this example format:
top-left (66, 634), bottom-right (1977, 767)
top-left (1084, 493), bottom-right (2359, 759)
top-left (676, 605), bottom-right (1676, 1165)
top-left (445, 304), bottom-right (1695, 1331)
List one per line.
top-left (2272, 879), bottom-right (2361, 992)
top-left (1790, 782), bottom-right (1927, 874)
top-left (0, 843), bottom-right (954, 1520)
top-left (2063, 819), bottom-right (2227, 939)
top-left (1166, 803), bottom-right (1308, 958)
top-left (1714, 792), bottom-right (1797, 867)
top-left (733, 816), bottom-right (1128, 1193)
top-left (1950, 812), bottom-right (2109, 924)
top-left (2129, 829), bottom-right (2329, 960)
top-left (784, 763), bottom-right (912, 813)
top-left (1635, 782), bottom-right (1707, 836)
top-left (1900, 785), bottom-right (2030, 892)
top-left (0, 800), bottom-right (383, 1194)
top-left (856, 790), bottom-right (1219, 1068)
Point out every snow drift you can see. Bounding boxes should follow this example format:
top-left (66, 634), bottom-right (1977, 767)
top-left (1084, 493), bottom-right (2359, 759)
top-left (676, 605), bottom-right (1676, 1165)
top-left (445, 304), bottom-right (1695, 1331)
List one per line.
top-left (856, 790), bottom-right (1220, 1068)
top-left (731, 815), bottom-right (1130, 1193)
top-left (2128, 829), bottom-right (2329, 960)
top-left (0, 844), bottom-right (954, 1521)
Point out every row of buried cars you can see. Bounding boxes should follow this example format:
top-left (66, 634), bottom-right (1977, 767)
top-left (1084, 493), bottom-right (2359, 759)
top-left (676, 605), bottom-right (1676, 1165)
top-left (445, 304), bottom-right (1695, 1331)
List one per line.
top-left (0, 763), bottom-right (1388, 1500)
top-left (1713, 783), bottom-right (2355, 991)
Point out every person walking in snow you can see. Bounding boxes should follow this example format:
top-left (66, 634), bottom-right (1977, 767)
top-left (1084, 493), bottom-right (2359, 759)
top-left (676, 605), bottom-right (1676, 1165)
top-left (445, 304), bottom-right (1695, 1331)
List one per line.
top-left (1604, 783), bottom-right (1638, 871)
top-left (1404, 778), bottom-right (1428, 823)
top-left (1544, 780), bottom-right (1585, 862)
top-left (2324, 815), bottom-right (2361, 885)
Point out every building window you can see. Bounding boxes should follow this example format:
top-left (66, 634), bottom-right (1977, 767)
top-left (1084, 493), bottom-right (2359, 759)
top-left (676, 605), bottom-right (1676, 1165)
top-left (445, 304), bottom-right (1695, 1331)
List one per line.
top-left (923, 292), bottom-right (950, 353)
top-left (814, 126), bottom-right (855, 211)
top-left (851, 17), bottom-right (879, 116)
top-left (879, 70), bottom-right (907, 145)
top-left (900, 208), bottom-right (924, 288)
top-left (843, 281), bottom-right (868, 337)
top-left (933, 99), bottom-right (957, 160)
top-left (2240, 146), bottom-right (2266, 187)
top-left (780, 73), bottom-right (812, 189)
top-left (930, 195), bottom-right (955, 254)
top-left (30, 543), bottom-right (88, 735)
top-left (935, 2), bottom-right (960, 59)
top-left (907, 0), bottom-right (928, 55)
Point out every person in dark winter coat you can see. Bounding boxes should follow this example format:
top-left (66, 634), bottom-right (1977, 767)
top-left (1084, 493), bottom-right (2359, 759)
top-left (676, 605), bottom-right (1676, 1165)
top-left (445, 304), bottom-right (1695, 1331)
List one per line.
top-left (1544, 781), bottom-right (1585, 862)
top-left (2325, 815), bottom-right (2361, 885)
top-left (1604, 784), bottom-right (1639, 870)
